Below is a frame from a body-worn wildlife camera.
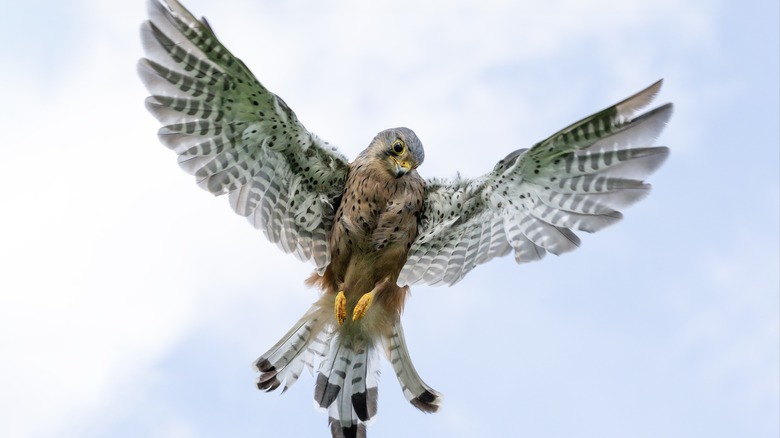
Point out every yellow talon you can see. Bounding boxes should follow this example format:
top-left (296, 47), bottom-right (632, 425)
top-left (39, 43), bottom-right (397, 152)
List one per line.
top-left (352, 292), bottom-right (375, 321)
top-left (335, 291), bottom-right (347, 325)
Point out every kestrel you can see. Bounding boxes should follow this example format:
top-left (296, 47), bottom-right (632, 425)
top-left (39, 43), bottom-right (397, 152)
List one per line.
top-left (139, 1), bottom-right (672, 437)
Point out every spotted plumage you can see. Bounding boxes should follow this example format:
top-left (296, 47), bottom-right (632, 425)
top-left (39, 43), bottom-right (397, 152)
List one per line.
top-left (139, 1), bottom-right (672, 437)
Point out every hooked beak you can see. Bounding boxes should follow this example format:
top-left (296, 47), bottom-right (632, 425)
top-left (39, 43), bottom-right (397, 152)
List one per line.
top-left (392, 158), bottom-right (412, 178)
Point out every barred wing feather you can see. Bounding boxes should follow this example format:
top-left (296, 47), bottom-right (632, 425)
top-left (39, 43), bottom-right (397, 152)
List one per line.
top-left (398, 80), bottom-right (672, 287)
top-left (139, 0), bottom-right (349, 272)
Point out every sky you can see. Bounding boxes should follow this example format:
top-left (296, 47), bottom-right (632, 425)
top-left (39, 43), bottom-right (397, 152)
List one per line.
top-left (0, 0), bottom-right (778, 437)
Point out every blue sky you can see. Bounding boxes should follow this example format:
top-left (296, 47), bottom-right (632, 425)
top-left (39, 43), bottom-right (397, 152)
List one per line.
top-left (1, 0), bottom-right (777, 437)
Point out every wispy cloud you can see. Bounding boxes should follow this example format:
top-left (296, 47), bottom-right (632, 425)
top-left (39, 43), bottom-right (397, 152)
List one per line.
top-left (0, 0), bottom-right (776, 436)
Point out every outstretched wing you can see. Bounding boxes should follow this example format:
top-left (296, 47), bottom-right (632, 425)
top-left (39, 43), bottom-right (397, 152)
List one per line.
top-left (139, 0), bottom-right (349, 272)
top-left (398, 80), bottom-right (672, 286)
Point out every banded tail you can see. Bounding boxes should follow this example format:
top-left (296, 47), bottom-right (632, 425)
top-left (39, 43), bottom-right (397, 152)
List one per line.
top-left (255, 308), bottom-right (441, 437)
top-left (254, 310), bottom-right (331, 393)
top-left (385, 320), bottom-right (442, 413)
top-left (315, 336), bottom-right (380, 438)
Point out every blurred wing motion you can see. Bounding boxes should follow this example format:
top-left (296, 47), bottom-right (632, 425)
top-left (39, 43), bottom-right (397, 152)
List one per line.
top-left (138, 0), bottom-right (349, 272)
top-left (399, 80), bottom-right (672, 286)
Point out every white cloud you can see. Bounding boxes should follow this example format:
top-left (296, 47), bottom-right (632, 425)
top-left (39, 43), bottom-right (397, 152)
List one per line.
top-left (1, 0), bottom-right (776, 437)
top-left (687, 239), bottom-right (779, 402)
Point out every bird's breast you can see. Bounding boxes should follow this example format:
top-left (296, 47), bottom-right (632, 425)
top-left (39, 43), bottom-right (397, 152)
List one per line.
top-left (328, 167), bottom-right (425, 286)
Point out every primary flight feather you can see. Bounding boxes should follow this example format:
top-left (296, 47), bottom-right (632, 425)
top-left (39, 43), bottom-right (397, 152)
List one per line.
top-left (139, 1), bottom-right (672, 436)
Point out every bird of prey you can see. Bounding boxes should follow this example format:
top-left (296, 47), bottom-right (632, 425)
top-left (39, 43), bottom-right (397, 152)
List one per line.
top-left (139, 1), bottom-right (672, 436)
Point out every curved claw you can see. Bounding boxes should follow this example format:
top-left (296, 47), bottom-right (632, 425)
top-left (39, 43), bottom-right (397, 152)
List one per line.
top-left (352, 292), bottom-right (375, 321)
top-left (335, 291), bottom-right (346, 325)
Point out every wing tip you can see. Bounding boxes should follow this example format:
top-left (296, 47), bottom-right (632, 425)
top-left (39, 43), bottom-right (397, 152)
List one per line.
top-left (615, 79), bottom-right (665, 118)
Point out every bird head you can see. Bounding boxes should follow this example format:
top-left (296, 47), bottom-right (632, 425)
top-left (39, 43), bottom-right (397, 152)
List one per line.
top-left (369, 127), bottom-right (425, 178)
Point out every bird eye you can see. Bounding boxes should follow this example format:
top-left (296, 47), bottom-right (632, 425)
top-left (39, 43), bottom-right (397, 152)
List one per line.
top-left (392, 140), bottom-right (405, 155)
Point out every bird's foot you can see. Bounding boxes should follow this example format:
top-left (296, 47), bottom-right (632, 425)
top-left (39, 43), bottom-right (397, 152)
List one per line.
top-left (335, 291), bottom-right (347, 325)
top-left (352, 291), bottom-right (375, 321)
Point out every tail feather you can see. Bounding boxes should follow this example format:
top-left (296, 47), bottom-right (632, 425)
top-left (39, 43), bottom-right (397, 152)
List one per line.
top-left (255, 310), bottom-right (438, 437)
top-left (254, 311), bottom-right (330, 392)
top-left (385, 320), bottom-right (442, 413)
top-left (328, 417), bottom-right (366, 438)
top-left (316, 334), bottom-right (380, 438)
top-left (314, 338), bottom-right (344, 408)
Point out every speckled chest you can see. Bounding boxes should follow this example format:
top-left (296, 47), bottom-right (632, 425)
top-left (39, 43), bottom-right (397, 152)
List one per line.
top-left (331, 163), bottom-right (425, 257)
